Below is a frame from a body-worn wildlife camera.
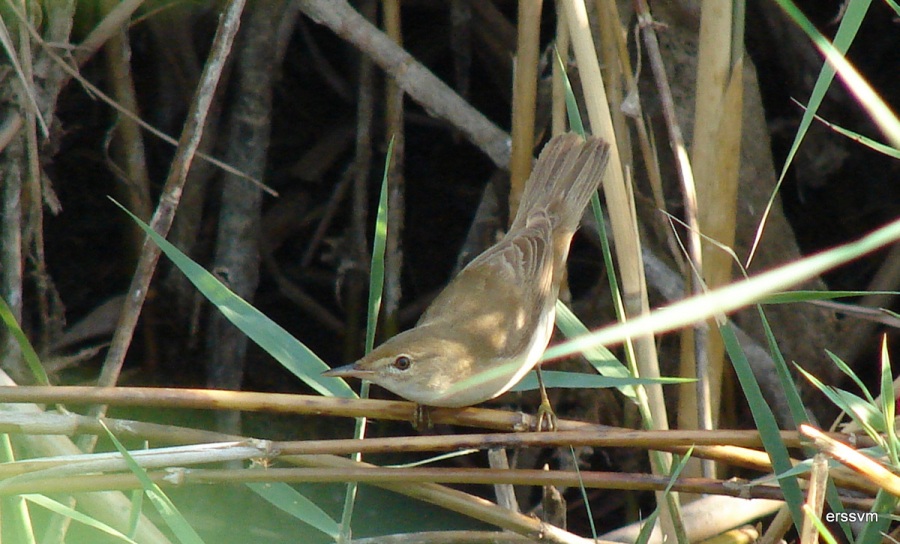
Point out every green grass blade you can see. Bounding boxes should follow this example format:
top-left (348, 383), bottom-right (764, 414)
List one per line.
top-left (749, 0), bottom-right (883, 264)
top-left (112, 198), bottom-right (355, 399)
top-left (544, 217), bottom-right (900, 362)
top-left (831, 390), bottom-right (884, 435)
top-left (554, 44), bottom-right (639, 396)
top-left (762, 290), bottom-right (897, 304)
top-left (0, 434), bottom-right (36, 544)
top-left (554, 35), bottom-right (628, 370)
top-left (553, 302), bottom-right (626, 375)
top-left (553, 301), bottom-right (636, 399)
top-left (0, 296), bottom-right (49, 385)
top-left (24, 494), bottom-right (139, 544)
top-left (339, 138), bottom-right (395, 544)
top-left (823, 481), bottom-right (853, 542)
top-left (757, 308), bottom-right (855, 538)
top-left (555, 48), bottom-right (585, 136)
top-left (825, 350), bottom-right (876, 403)
top-left (885, 0), bottom-right (900, 16)
top-left (127, 488), bottom-right (143, 539)
top-left (511, 370), bottom-right (689, 392)
top-left (247, 481), bottom-right (339, 538)
top-left (366, 137), bottom-right (394, 353)
top-left (774, 0), bottom-right (899, 144)
top-left (99, 421), bottom-right (204, 544)
top-left (719, 323), bottom-right (804, 530)
top-left (797, 365), bottom-right (884, 438)
top-left (803, 504), bottom-right (840, 544)
top-left (635, 448), bottom-right (693, 544)
top-left (756, 308), bottom-right (809, 425)
top-left (802, 108), bottom-right (900, 159)
top-left (634, 509), bottom-right (660, 544)
top-left (557, 46), bottom-right (686, 538)
top-left (570, 445), bottom-right (598, 540)
top-left (879, 340), bottom-right (899, 465)
top-left (773, 0), bottom-right (872, 182)
top-left (856, 490), bottom-right (896, 544)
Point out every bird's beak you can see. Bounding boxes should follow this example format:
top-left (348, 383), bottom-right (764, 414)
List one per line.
top-left (322, 363), bottom-right (374, 379)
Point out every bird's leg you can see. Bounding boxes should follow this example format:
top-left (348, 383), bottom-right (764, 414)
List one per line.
top-left (534, 365), bottom-right (557, 431)
top-left (413, 403), bottom-right (434, 431)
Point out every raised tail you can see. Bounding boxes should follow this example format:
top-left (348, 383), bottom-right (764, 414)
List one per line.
top-left (510, 133), bottom-right (610, 237)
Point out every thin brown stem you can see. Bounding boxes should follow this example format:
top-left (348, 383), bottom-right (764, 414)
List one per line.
top-left (92, 0), bottom-right (246, 407)
top-left (633, 0), bottom-right (711, 476)
top-left (382, 0), bottom-right (405, 338)
top-left (298, 0), bottom-right (511, 168)
top-left (508, 0), bottom-right (543, 217)
top-left (0, 466), bottom-right (792, 502)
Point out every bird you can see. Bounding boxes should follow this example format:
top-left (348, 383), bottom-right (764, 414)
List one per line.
top-left (323, 133), bottom-right (610, 427)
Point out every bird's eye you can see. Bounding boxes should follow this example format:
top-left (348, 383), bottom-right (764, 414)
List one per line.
top-left (393, 355), bottom-right (411, 371)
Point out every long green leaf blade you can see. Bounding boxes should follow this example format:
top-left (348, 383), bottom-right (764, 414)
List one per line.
top-left (112, 198), bottom-right (355, 399)
top-left (24, 495), bottom-right (139, 544)
top-left (247, 481), bottom-right (339, 538)
top-left (99, 421), bottom-right (204, 544)
top-left (720, 323), bottom-right (804, 530)
top-left (0, 296), bottom-right (49, 385)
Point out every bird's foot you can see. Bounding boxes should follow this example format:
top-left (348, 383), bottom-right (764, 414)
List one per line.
top-left (535, 399), bottom-right (558, 432)
top-left (534, 365), bottom-right (557, 432)
top-left (412, 404), bottom-right (434, 431)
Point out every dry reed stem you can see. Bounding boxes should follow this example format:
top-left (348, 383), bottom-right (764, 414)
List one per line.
top-left (349, 531), bottom-right (543, 543)
top-left (0, 12), bottom-right (47, 135)
top-left (632, 3), bottom-right (711, 473)
top-left (596, 0), bottom-right (631, 168)
top-left (799, 454), bottom-right (828, 544)
top-left (0, 385), bottom-right (567, 431)
top-left (17, 3), bottom-right (53, 361)
top-left (551, 3), bottom-right (569, 136)
top-left (0, 398), bottom-right (883, 540)
top-left (558, 0), bottom-right (667, 434)
top-left (1, 386), bottom-right (876, 493)
top-left (298, 0), bottom-right (511, 168)
top-left (801, 424), bottom-right (900, 497)
top-left (596, 0), bottom-right (676, 270)
top-left (558, 0), bottom-right (680, 539)
top-left (508, 0), bottom-right (543, 217)
top-left (75, 0), bottom-right (145, 65)
top-left (99, 0), bottom-right (153, 225)
top-left (757, 505), bottom-right (794, 544)
top-left (4, 0), bottom-right (234, 188)
top-left (382, 0), bottom-right (405, 337)
top-left (504, 16), bottom-right (542, 512)
top-left (1, 390), bottom-right (880, 493)
top-left (684, 1), bottom-right (745, 448)
top-left (0, 380), bottom-right (171, 542)
top-left (0, 466), bottom-right (794, 502)
top-left (602, 495), bottom-right (780, 544)
top-left (0, 385), bottom-right (591, 542)
top-left (94, 0), bottom-right (246, 404)
top-left (0, 433), bottom-right (878, 516)
top-left (290, 457), bottom-right (597, 544)
top-left (23, 18), bottom-right (271, 193)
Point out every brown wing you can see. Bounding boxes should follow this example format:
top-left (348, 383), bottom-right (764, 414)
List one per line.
top-left (417, 215), bottom-right (555, 359)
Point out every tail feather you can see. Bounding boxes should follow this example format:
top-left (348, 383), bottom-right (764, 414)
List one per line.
top-left (511, 134), bottom-right (610, 236)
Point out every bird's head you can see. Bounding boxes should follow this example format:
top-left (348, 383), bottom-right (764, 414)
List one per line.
top-left (322, 325), bottom-right (508, 407)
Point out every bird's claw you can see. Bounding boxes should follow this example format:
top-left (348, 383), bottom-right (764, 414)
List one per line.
top-left (534, 366), bottom-right (557, 431)
top-left (413, 404), bottom-right (434, 431)
top-left (535, 400), bottom-right (558, 432)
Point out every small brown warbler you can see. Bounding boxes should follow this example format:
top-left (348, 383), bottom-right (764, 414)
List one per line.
top-left (324, 134), bottom-right (610, 422)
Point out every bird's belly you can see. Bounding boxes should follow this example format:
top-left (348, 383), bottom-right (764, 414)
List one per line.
top-left (421, 307), bottom-right (556, 407)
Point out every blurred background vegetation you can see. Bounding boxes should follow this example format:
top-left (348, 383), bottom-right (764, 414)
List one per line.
top-left (0, 0), bottom-right (899, 542)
